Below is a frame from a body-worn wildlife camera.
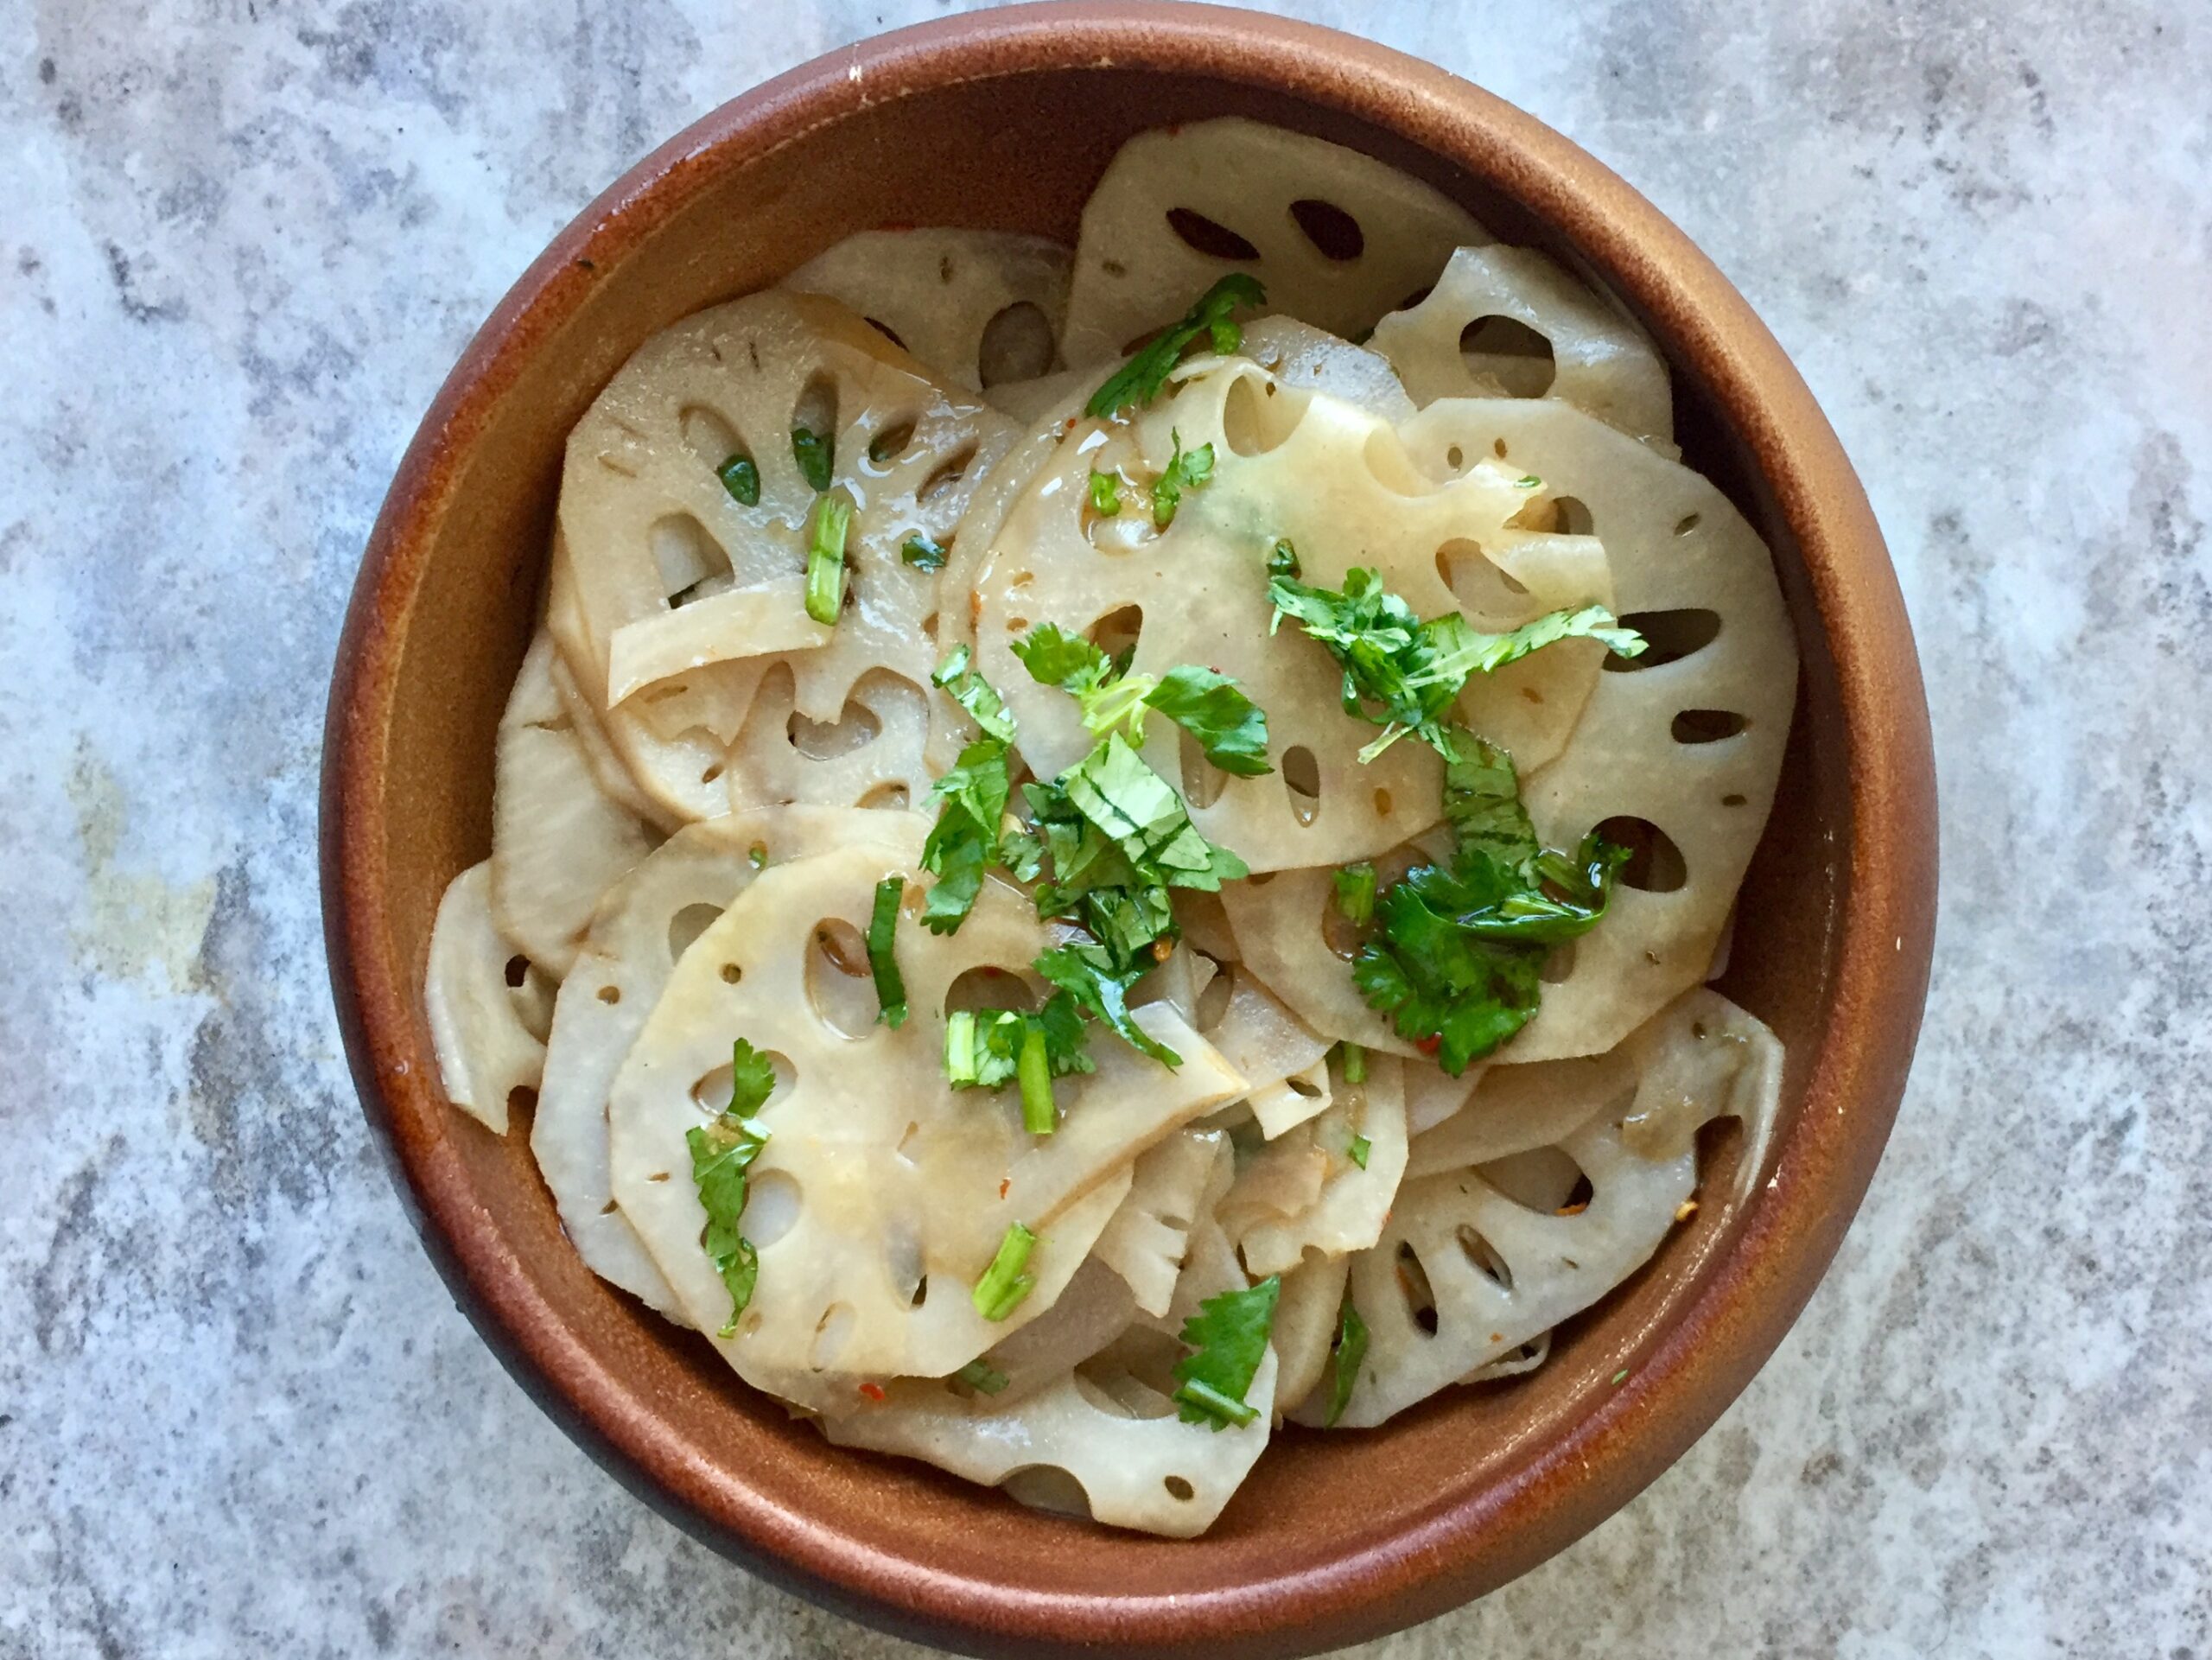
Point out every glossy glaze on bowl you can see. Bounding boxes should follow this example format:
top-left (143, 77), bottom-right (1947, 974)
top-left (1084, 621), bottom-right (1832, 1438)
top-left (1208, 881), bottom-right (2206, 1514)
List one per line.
top-left (320, 6), bottom-right (1938, 1655)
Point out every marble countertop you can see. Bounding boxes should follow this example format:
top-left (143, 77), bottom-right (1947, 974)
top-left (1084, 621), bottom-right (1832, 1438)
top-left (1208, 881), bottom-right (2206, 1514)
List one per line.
top-left (4, 1), bottom-right (2208, 1654)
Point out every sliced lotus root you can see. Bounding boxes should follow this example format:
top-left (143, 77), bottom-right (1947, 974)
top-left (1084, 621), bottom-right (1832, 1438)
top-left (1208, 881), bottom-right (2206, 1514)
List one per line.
top-left (1269, 1250), bottom-right (1351, 1419)
top-left (1060, 117), bottom-right (1490, 366)
top-left (543, 621), bottom-right (678, 831)
top-left (1406, 1049), bottom-right (1637, 1180)
top-left (975, 362), bottom-right (1605, 868)
top-left (1220, 868), bottom-right (1421, 1058)
top-left (1370, 245), bottom-right (1675, 443)
top-left (1303, 989), bottom-right (1782, 1427)
top-left (425, 862), bottom-right (549, 1134)
top-left (1093, 1127), bottom-right (1229, 1318)
top-left (785, 229), bottom-right (1072, 393)
top-left (1402, 1058), bottom-right (1487, 1136)
top-left (489, 632), bottom-right (658, 978)
top-left (1192, 965), bottom-right (1334, 1138)
top-left (1230, 1053), bottom-right (1409, 1279)
top-left (1398, 399), bottom-right (1799, 1060)
top-left (534, 808), bottom-right (916, 1318)
top-left (1234, 315), bottom-right (1414, 425)
top-left (722, 662), bottom-right (939, 815)
top-left (984, 366), bottom-right (1094, 426)
top-left (607, 837), bottom-right (1247, 1383)
top-left (558, 289), bottom-right (1016, 716)
top-left (967, 1256), bottom-right (1140, 1406)
top-left (821, 1338), bottom-right (1277, 1539)
top-left (1151, 1132), bottom-right (1247, 1335)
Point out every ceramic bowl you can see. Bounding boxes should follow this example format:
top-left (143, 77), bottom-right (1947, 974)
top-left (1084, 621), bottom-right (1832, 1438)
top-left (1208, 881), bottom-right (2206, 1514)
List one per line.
top-left (321, 5), bottom-right (1937, 1654)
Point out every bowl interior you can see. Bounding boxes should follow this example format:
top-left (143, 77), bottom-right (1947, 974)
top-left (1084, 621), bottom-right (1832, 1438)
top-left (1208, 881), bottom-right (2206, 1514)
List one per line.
top-left (350, 44), bottom-right (1871, 1660)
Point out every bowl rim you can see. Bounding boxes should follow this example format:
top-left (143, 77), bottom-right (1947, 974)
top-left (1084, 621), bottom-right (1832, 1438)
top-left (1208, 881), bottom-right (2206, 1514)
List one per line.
top-left (321, 3), bottom-right (1939, 1654)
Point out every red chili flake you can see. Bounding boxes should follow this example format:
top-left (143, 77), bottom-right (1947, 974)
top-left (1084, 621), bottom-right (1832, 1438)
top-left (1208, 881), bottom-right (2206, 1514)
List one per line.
top-left (1414, 1034), bottom-right (1442, 1056)
top-left (857, 1381), bottom-right (886, 1402)
top-left (998, 1176), bottom-right (1011, 1199)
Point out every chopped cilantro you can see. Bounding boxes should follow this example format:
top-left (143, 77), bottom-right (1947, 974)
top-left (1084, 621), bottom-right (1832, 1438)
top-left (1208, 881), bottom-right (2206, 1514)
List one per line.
top-left (1055, 734), bottom-right (1249, 894)
top-left (791, 424), bottom-right (833, 491)
top-left (942, 997), bottom-right (1094, 1117)
top-left (1354, 737), bottom-right (1629, 1072)
top-left (1268, 566), bottom-right (1643, 761)
top-left (1268, 538), bottom-right (1301, 579)
top-left (1089, 469), bottom-right (1123, 517)
top-left (900, 534), bottom-right (947, 571)
top-left (1173, 1275), bottom-right (1281, 1428)
top-left (1086, 274), bottom-right (1267, 418)
top-left (920, 650), bottom-right (1020, 935)
top-left (1339, 1040), bottom-right (1368, 1086)
top-left (686, 1039), bottom-right (775, 1337)
top-left (1149, 429), bottom-right (1215, 529)
top-left (803, 492), bottom-right (850, 625)
top-left (973, 1222), bottom-right (1038, 1321)
top-left (1324, 1297), bottom-right (1369, 1427)
top-left (1332, 862), bottom-right (1376, 927)
top-left (867, 876), bottom-right (908, 1028)
top-left (931, 645), bottom-right (1018, 744)
top-left (1013, 622), bottom-right (1270, 775)
top-left (716, 452), bottom-right (760, 506)
top-left (1347, 1134), bottom-right (1372, 1169)
top-left (957, 1358), bottom-right (1010, 1395)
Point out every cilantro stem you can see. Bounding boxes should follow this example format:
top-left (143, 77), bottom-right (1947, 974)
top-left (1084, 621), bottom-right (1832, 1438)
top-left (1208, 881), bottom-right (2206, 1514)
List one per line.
top-left (956, 1358), bottom-right (1010, 1395)
top-left (1325, 1298), bottom-right (1370, 1427)
top-left (1016, 1021), bottom-right (1055, 1134)
top-left (1341, 1041), bottom-right (1367, 1086)
top-left (972, 1222), bottom-right (1038, 1321)
top-left (944, 1011), bottom-right (979, 1085)
top-left (867, 876), bottom-right (908, 1028)
top-left (1171, 1377), bottom-right (1258, 1428)
top-left (804, 492), bottom-right (850, 624)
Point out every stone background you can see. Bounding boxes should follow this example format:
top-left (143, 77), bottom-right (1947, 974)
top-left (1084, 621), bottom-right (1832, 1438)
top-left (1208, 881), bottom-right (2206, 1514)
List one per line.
top-left (3, 1), bottom-right (2207, 1655)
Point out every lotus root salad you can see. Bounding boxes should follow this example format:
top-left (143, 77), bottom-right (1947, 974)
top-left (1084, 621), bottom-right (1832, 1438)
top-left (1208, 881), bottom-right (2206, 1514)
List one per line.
top-left (423, 117), bottom-right (1797, 1538)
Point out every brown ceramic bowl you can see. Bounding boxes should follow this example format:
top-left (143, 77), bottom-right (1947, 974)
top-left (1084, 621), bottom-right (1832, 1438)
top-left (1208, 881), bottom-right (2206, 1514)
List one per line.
top-left (321, 5), bottom-right (1936, 1654)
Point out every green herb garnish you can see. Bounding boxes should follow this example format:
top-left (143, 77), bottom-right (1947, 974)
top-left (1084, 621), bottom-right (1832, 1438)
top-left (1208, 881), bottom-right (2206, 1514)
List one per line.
top-left (973, 1223), bottom-right (1039, 1321)
top-left (1324, 1297), bottom-right (1369, 1428)
top-left (1089, 469), bottom-right (1123, 517)
top-left (804, 492), bottom-right (851, 625)
top-left (686, 1039), bottom-right (775, 1336)
top-left (1339, 1040), bottom-right (1368, 1086)
top-left (900, 534), bottom-right (947, 571)
top-left (868, 876), bottom-right (908, 1028)
top-left (919, 648), bottom-right (1020, 935)
top-left (1149, 429), bottom-right (1215, 529)
top-left (1086, 274), bottom-right (1267, 418)
top-left (1332, 862), bottom-right (1376, 927)
top-left (943, 998), bottom-right (1093, 1129)
top-left (1268, 567), bottom-right (1643, 761)
top-left (1173, 1275), bottom-right (1281, 1428)
top-left (1347, 1134), bottom-right (1372, 1169)
top-left (1013, 622), bottom-right (1271, 777)
top-left (1355, 738), bottom-right (1628, 1072)
top-left (957, 1358), bottom-right (1010, 1395)
top-left (791, 424), bottom-right (833, 491)
top-left (716, 452), bottom-right (760, 506)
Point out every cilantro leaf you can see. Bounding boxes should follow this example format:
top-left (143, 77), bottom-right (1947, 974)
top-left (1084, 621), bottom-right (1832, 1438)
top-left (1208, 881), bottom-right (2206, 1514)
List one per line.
top-left (1347, 1134), bottom-right (1372, 1169)
top-left (957, 1358), bottom-right (1010, 1395)
top-left (1353, 739), bottom-right (1629, 1072)
top-left (1143, 665), bottom-right (1271, 776)
top-left (943, 995), bottom-right (1095, 1128)
top-left (686, 1039), bottom-right (775, 1337)
top-left (1035, 939), bottom-right (1180, 1069)
top-left (1086, 274), bottom-right (1268, 418)
top-left (1058, 733), bottom-right (1249, 892)
top-left (900, 534), bottom-right (946, 571)
top-left (1268, 567), bottom-right (1643, 761)
top-left (791, 424), bottom-right (833, 491)
top-left (931, 646), bottom-right (1017, 745)
top-left (1173, 1275), bottom-right (1281, 1428)
top-left (1324, 1297), bottom-right (1369, 1428)
top-left (716, 452), bottom-right (760, 506)
top-left (920, 650), bottom-right (1021, 935)
top-left (1012, 622), bottom-right (1116, 699)
top-left (867, 876), bottom-right (908, 1028)
top-left (1149, 429), bottom-right (1215, 529)
top-left (1089, 469), bottom-right (1124, 517)
top-left (1332, 862), bottom-right (1376, 927)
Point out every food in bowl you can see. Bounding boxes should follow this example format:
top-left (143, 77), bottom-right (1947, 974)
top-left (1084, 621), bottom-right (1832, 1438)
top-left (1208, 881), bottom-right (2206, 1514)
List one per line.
top-left (422, 116), bottom-right (1797, 1539)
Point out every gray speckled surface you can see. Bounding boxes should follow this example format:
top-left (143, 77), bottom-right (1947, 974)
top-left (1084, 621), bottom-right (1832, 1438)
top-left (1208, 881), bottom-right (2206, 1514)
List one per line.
top-left (3, 0), bottom-right (2209, 1654)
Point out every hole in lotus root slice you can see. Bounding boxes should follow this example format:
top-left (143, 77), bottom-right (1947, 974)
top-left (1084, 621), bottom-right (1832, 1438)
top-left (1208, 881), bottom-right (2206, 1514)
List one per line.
top-left (1368, 244), bottom-right (1674, 443)
top-left (425, 861), bottom-right (547, 1135)
top-left (1395, 399), bottom-right (1796, 1062)
top-left (1592, 816), bottom-right (1689, 894)
top-left (976, 364), bottom-right (1554, 868)
top-left (1602, 607), bottom-right (1723, 672)
top-left (648, 513), bottom-right (735, 607)
top-left (1670, 708), bottom-right (1750, 745)
top-left (1281, 746), bottom-right (1321, 825)
top-left (1062, 118), bottom-right (1491, 366)
top-left (489, 633), bottom-right (658, 979)
top-left (725, 665), bottom-right (935, 812)
top-left (559, 289), bottom-right (1014, 715)
top-left (1302, 989), bottom-right (1782, 1428)
top-left (805, 918), bottom-right (880, 1040)
top-left (819, 1339), bottom-right (1277, 1538)
top-left (783, 229), bottom-right (1072, 392)
top-left (1231, 315), bottom-right (1415, 426)
top-left (607, 841), bottom-right (1246, 1387)
top-left (531, 808), bottom-right (918, 1320)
